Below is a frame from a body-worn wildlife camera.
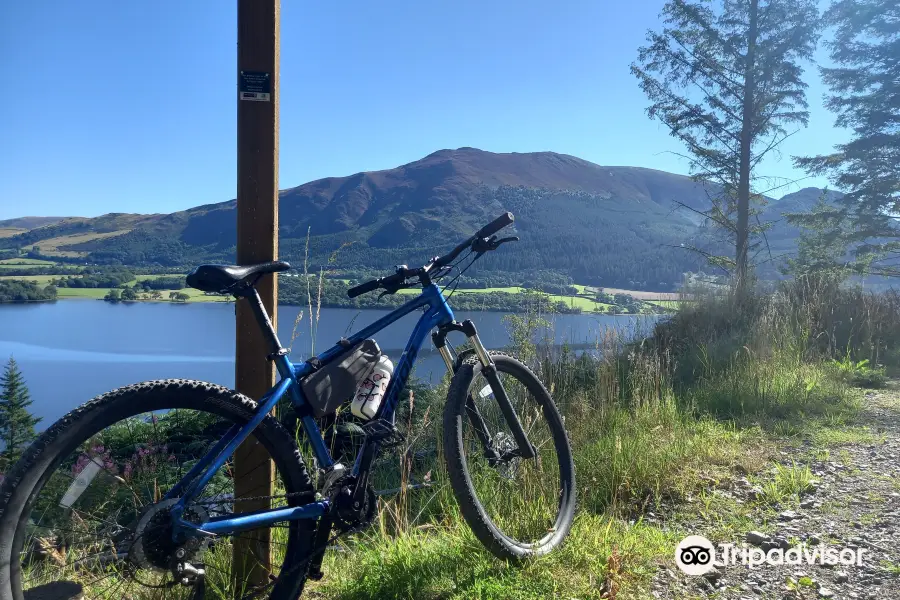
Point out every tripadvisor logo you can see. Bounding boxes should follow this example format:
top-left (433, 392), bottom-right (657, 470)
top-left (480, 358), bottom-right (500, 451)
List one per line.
top-left (675, 536), bottom-right (716, 575)
top-left (675, 535), bottom-right (868, 574)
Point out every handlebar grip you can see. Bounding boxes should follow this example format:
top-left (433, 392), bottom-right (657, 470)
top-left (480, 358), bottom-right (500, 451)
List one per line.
top-left (476, 212), bottom-right (514, 239)
top-left (347, 278), bottom-right (381, 298)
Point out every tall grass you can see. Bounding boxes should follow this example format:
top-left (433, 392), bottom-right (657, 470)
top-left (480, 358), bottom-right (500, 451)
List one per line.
top-left (29, 276), bottom-right (899, 599)
top-left (310, 278), bottom-right (899, 598)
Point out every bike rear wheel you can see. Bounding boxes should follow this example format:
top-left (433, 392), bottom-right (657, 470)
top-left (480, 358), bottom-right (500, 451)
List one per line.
top-left (443, 352), bottom-right (576, 561)
top-left (0, 379), bottom-right (316, 600)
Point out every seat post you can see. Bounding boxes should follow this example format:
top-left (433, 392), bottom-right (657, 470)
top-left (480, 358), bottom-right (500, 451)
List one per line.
top-left (241, 286), bottom-right (284, 355)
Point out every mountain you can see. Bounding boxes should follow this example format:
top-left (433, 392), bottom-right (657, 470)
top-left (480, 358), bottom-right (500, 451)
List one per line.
top-left (0, 216), bottom-right (71, 238)
top-left (0, 148), bottom-right (829, 290)
top-left (0, 216), bottom-right (71, 230)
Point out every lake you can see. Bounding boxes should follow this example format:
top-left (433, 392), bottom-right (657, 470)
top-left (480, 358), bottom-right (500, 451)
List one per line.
top-left (0, 301), bottom-right (658, 425)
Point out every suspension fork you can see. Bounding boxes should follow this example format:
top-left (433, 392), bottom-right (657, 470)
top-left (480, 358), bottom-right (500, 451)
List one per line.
top-left (434, 321), bottom-right (536, 460)
top-left (436, 330), bottom-right (496, 461)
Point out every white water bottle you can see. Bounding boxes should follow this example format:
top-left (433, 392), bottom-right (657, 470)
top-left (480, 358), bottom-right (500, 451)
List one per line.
top-left (351, 354), bottom-right (394, 420)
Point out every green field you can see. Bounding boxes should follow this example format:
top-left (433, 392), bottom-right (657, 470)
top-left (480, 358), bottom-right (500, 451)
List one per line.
top-left (550, 294), bottom-right (611, 311)
top-left (0, 264), bottom-right (51, 270)
top-left (396, 286), bottom-right (525, 295)
top-left (0, 275), bottom-right (58, 284)
top-left (0, 270), bottom-right (217, 303)
top-left (0, 271), bottom-right (668, 312)
top-left (0, 258), bottom-right (57, 266)
top-left (396, 286), bottom-right (614, 311)
top-left (0, 272), bottom-right (185, 284)
top-left (135, 273), bottom-right (185, 281)
top-left (55, 287), bottom-right (226, 302)
top-left (55, 287), bottom-right (111, 299)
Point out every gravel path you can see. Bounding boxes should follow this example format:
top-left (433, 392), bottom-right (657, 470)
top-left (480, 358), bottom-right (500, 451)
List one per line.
top-left (651, 384), bottom-right (900, 600)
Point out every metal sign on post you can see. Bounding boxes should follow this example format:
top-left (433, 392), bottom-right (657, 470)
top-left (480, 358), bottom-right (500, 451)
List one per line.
top-left (239, 70), bottom-right (271, 102)
top-left (234, 0), bottom-right (279, 589)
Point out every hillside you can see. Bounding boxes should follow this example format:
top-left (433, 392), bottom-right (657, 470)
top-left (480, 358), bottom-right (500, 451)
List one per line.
top-left (0, 216), bottom-right (70, 230)
top-left (0, 216), bottom-right (71, 239)
top-left (0, 149), bottom-right (830, 290)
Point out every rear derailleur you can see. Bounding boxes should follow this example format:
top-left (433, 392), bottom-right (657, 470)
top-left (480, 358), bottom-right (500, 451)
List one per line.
top-left (170, 542), bottom-right (206, 588)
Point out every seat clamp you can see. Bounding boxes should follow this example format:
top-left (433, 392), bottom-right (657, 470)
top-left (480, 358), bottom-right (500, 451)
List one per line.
top-left (266, 348), bottom-right (290, 361)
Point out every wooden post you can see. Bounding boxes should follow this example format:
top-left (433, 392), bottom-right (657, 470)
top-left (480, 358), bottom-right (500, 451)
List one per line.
top-left (234, 0), bottom-right (279, 590)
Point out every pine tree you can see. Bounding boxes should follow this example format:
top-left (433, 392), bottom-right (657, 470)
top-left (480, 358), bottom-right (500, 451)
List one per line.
top-left (0, 357), bottom-right (41, 470)
top-left (793, 0), bottom-right (900, 277)
top-left (783, 192), bottom-right (852, 283)
top-left (632, 0), bottom-right (821, 295)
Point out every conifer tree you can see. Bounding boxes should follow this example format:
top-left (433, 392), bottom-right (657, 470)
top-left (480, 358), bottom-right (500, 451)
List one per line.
top-left (0, 357), bottom-right (41, 470)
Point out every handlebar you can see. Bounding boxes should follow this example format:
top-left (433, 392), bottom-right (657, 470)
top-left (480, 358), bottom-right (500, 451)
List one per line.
top-left (346, 277), bottom-right (384, 298)
top-left (346, 212), bottom-right (516, 298)
top-left (475, 212), bottom-right (514, 240)
top-left (433, 211), bottom-right (516, 268)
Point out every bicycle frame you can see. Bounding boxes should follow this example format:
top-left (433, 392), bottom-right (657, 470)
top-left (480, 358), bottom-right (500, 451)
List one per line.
top-left (168, 282), bottom-right (456, 538)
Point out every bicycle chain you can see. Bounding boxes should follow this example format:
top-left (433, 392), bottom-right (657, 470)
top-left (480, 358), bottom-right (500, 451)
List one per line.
top-left (186, 490), bottom-right (312, 507)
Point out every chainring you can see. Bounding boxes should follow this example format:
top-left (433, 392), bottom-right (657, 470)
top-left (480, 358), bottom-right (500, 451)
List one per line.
top-left (331, 477), bottom-right (377, 532)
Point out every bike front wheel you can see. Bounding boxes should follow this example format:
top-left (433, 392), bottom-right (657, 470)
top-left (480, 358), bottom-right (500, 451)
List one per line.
top-left (443, 351), bottom-right (576, 561)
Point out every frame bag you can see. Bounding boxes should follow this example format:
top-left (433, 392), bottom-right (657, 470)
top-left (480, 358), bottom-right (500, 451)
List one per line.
top-left (302, 339), bottom-right (382, 418)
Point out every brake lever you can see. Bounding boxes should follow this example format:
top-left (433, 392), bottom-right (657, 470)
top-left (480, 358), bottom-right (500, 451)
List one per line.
top-left (378, 279), bottom-right (414, 299)
top-left (472, 235), bottom-right (497, 253)
top-left (473, 235), bottom-right (519, 254)
top-left (493, 236), bottom-right (519, 247)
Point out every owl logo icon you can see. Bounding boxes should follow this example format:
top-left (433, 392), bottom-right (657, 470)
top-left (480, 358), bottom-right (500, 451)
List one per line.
top-left (675, 536), bottom-right (716, 575)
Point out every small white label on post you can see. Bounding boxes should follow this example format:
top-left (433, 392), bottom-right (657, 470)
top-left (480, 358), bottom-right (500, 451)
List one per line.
top-left (59, 458), bottom-right (103, 508)
top-left (240, 91), bottom-right (270, 101)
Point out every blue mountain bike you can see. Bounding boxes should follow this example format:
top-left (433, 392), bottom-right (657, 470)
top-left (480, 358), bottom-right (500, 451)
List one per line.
top-left (0, 213), bottom-right (576, 599)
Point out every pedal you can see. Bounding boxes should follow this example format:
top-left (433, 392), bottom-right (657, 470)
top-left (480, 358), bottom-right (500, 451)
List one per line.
top-left (360, 419), bottom-right (404, 446)
top-left (334, 422), bottom-right (366, 443)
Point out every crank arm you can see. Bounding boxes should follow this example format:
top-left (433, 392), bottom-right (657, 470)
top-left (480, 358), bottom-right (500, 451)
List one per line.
top-left (307, 515), bottom-right (334, 581)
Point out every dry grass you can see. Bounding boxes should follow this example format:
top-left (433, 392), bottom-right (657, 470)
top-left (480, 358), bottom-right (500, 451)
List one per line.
top-left (21, 230), bottom-right (131, 257)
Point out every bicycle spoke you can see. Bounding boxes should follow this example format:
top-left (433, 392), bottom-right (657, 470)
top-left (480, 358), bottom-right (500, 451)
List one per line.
top-left (457, 359), bottom-right (568, 546)
top-left (11, 397), bottom-right (314, 600)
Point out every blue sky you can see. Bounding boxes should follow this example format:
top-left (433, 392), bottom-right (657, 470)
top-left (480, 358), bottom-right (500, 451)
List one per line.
top-left (0, 0), bottom-right (842, 220)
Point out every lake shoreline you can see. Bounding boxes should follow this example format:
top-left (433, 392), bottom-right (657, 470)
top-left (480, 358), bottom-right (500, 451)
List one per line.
top-left (1, 302), bottom-right (659, 424)
top-left (0, 295), bottom-right (671, 316)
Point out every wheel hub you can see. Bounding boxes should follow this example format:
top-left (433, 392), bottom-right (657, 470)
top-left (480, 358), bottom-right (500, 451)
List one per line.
top-left (129, 499), bottom-right (209, 572)
top-left (492, 431), bottom-right (522, 480)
